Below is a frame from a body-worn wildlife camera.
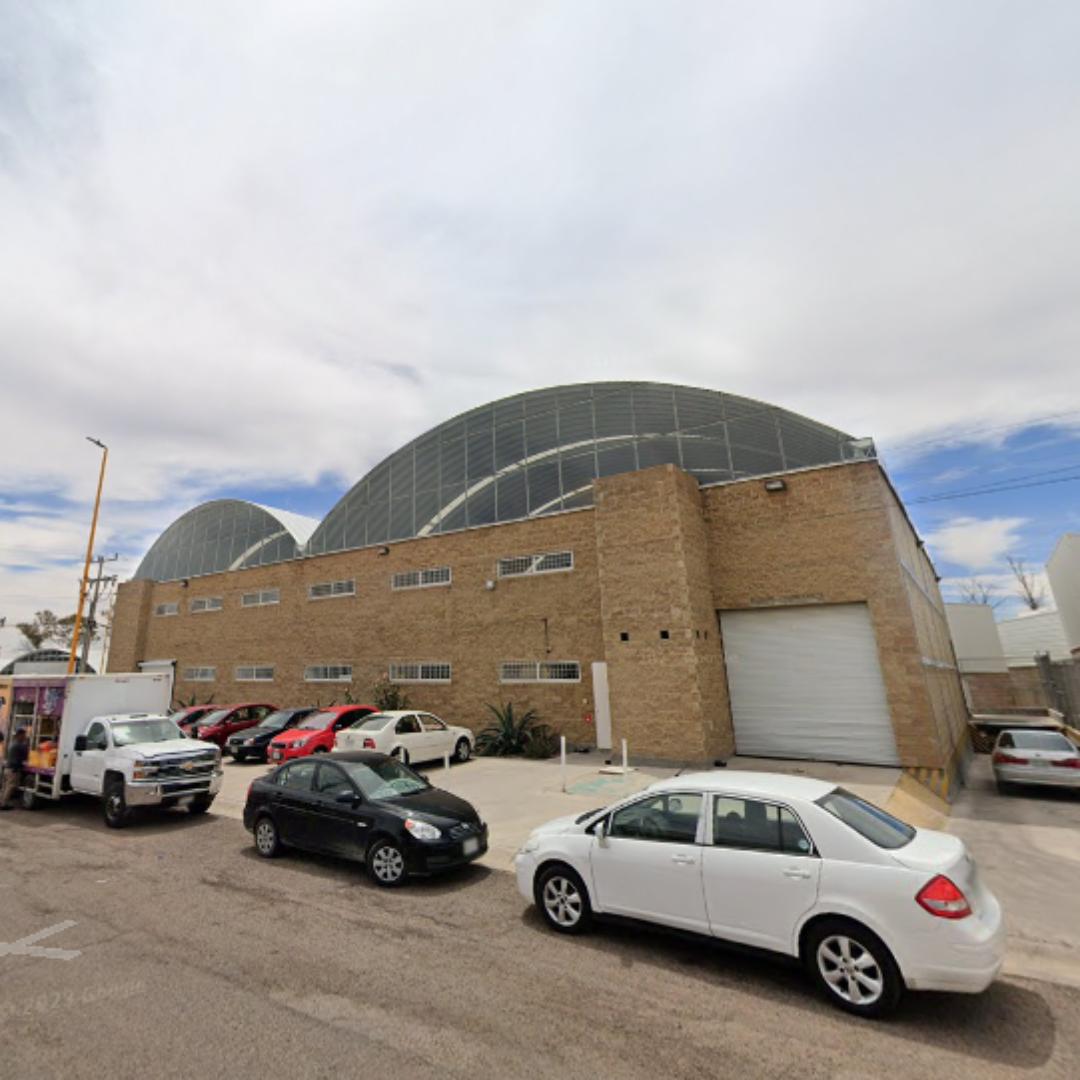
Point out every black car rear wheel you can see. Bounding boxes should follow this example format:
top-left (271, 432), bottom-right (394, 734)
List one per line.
top-left (368, 838), bottom-right (407, 887)
top-left (254, 814), bottom-right (282, 858)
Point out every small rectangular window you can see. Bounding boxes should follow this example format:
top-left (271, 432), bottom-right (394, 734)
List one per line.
top-left (499, 660), bottom-right (581, 683)
top-left (241, 589), bottom-right (279, 607)
top-left (189, 597), bottom-right (224, 613)
top-left (388, 662), bottom-right (452, 683)
top-left (391, 566), bottom-right (452, 590)
top-left (154, 602), bottom-right (179, 617)
top-left (304, 665), bottom-right (354, 682)
top-left (183, 666), bottom-right (216, 682)
top-left (308, 579), bottom-right (355, 600)
top-left (497, 551), bottom-right (574, 578)
top-left (235, 665), bottom-right (275, 682)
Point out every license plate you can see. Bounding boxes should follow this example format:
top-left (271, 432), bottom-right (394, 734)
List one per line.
top-left (463, 837), bottom-right (479, 856)
top-left (271, 751), bottom-right (282, 761)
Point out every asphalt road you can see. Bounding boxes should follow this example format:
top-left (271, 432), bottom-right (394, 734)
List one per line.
top-left (1, 798), bottom-right (1077, 1080)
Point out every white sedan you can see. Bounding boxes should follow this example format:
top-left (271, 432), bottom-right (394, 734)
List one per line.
top-left (334, 710), bottom-right (475, 766)
top-left (515, 772), bottom-right (1005, 1018)
top-left (992, 728), bottom-right (1080, 792)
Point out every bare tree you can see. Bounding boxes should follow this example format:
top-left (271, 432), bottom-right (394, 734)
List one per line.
top-left (1006, 556), bottom-right (1047, 611)
top-left (15, 609), bottom-right (61, 650)
top-left (956, 579), bottom-right (1003, 608)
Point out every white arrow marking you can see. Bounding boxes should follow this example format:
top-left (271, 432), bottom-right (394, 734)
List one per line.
top-left (0, 920), bottom-right (81, 960)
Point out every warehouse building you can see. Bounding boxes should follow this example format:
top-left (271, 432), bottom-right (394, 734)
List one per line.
top-left (110, 382), bottom-right (969, 795)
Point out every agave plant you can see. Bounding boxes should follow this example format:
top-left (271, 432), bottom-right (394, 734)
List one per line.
top-left (475, 702), bottom-right (552, 757)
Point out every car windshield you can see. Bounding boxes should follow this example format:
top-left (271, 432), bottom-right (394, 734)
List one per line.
top-left (1009, 731), bottom-right (1074, 751)
top-left (255, 711), bottom-right (293, 731)
top-left (198, 710), bottom-right (229, 727)
top-left (111, 719), bottom-right (183, 747)
top-left (816, 788), bottom-right (916, 850)
top-left (352, 714), bottom-right (392, 731)
top-left (337, 759), bottom-right (430, 800)
top-left (298, 711), bottom-right (335, 730)
top-left (168, 710), bottom-right (200, 724)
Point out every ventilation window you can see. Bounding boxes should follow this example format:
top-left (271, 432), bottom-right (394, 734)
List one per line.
top-left (304, 665), bottom-right (353, 683)
top-left (619, 632), bottom-right (630, 642)
top-left (499, 660), bottom-right (581, 683)
top-left (154, 602), bottom-right (179, 617)
top-left (497, 551), bottom-right (574, 578)
top-left (308, 579), bottom-right (356, 600)
top-left (392, 566), bottom-right (452, 590)
top-left (183, 666), bottom-right (216, 682)
top-left (388, 662), bottom-right (452, 683)
top-left (235, 665), bottom-right (275, 682)
top-left (241, 589), bottom-right (279, 607)
top-left (189, 597), bottom-right (223, 613)
top-left (660, 630), bottom-right (670, 640)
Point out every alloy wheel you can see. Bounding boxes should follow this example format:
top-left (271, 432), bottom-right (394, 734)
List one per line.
top-left (372, 844), bottom-right (405, 883)
top-left (255, 819), bottom-right (277, 856)
top-left (816, 934), bottom-right (885, 1007)
top-left (542, 875), bottom-right (583, 928)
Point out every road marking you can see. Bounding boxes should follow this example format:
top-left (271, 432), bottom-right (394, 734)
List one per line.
top-left (0, 920), bottom-right (81, 961)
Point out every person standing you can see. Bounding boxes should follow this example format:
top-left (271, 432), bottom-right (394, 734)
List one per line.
top-left (0, 727), bottom-right (28, 810)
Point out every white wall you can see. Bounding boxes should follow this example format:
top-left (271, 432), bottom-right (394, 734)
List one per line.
top-left (945, 604), bottom-right (1008, 673)
top-left (1047, 534), bottom-right (1080, 654)
top-left (997, 608), bottom-right (1071, 666)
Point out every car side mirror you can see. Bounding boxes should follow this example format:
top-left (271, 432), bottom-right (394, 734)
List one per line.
top-left (336, 791), bottom-right (360, 805)
top-left (74, 735), bottom-right (88, 752)
top-left (595, 818), bottom-right (608, 845)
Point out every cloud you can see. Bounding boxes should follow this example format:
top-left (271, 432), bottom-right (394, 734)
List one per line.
top-left (2, 2), bottom-right (1080, 637)
top-left (925, 516), bottom-right (1028, 571)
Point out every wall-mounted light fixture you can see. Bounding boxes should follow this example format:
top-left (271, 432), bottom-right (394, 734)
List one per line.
top-left (377, 545), bottom-right (390, 556)
top-left (179, 579), bottom-right (189, 588)
top-left (484, 579), bottom-right (496, 591)
top-left (763, 478), bottom-right (787, 493)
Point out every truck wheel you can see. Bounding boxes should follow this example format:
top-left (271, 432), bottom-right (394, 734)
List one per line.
top-left (103, 779), bottom-right (130, 829)
top-left (188, 795), bottom-right (214, 816)
top-left (21, 787), bottom-right (40, 811)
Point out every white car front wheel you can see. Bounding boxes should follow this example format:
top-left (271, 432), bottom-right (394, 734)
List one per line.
top-left (535, 865), bottom-right (592, 935)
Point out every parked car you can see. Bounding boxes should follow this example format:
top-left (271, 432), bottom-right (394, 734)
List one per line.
top-left (243, 751), bottom-right (488, 885)
top-left (169, 704), bottom-right (217, 732)
top-left (334, 710), bottom-right (474, 765)
top-left (192, 703), bottom-right (277, 746)
top-left (992, 728), bottom-right (1080, 793)
top-left (226, 707), bottom-right (317, 762)
top-left (267, 705), bottom-right (377, 763)
top-left (515, 772), bottom-right (1005, 1018)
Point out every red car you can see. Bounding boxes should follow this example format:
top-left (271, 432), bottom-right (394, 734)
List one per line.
top-left (191, 702), bottom-right (277, 746)
top-left (170, 705), bottom-right (218, 732)
top-left (267, 705), bottom-right (377, 763)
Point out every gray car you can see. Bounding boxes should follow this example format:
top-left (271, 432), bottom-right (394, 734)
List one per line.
top-left (991, 728), bottom-right (1080, 794)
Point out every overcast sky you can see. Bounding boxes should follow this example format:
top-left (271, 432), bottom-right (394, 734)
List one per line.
top-left (2, 1), bottom-right (1080, 661)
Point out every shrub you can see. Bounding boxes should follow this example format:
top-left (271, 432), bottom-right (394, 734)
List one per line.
top-left (372, 676), bottom-right (409, 711)
top-left (522, 729), bottom-right (559, 759)
top-left (475, 702), bottom-right (553, 757)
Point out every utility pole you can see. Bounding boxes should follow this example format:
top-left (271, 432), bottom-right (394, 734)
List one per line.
top-left (69, 437), bottom-right (109, 675)
top-left (80, 554), bottom-right (119, 673)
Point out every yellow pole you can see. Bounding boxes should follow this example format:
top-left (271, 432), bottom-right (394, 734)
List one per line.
top-left (68, 438), bottom-right (108, 675)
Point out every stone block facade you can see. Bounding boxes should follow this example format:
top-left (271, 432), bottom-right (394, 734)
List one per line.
top-left (110, 459), bottom-right (969, 771)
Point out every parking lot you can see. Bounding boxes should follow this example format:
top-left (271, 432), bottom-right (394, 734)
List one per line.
top-left (1, 752), bottom-right (1079, 1078)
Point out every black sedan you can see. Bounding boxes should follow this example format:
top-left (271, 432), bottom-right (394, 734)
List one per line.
top-left (242, 751), bottom-right (488, 886)
top-left (227, 707), bottom-right (316, 762)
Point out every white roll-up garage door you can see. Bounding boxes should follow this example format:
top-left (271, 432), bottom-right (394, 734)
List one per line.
top-left (720, 603), bottom-right (900, 766)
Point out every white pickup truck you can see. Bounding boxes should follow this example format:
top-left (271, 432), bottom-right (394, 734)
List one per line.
top-left (11, 672), bottom-right (223, 827)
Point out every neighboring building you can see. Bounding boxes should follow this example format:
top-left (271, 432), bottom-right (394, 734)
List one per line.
top-left (1047, 534), bottom-right (1080, 657)
top-left (944, 604), bottom-right (1010, 711)
top-left (997, 608), bottom-right (1071, 666)
top-left (110, 382), bottom-right (968, 796)
top-left (0, 649), bottom-right (96, 676)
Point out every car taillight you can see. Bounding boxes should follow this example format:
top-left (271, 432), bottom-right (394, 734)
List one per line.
top-left (1052, 757), bottom-right (1080, 769)
top-left (992, 752), bottom-right (1029, 765)
top-left (916, 875), bottom-right (972, 919)
top-left (363, 737), bottom-right (376, 749)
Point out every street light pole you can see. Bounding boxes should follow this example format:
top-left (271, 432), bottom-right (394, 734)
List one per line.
top-left (67, 438), bottom-right (109, 675)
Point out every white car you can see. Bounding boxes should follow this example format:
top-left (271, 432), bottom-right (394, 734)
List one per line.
top-left (991, 728), bottom-right (1080, 793)
top-left (334, 710), bottom-right (475, 766)
top-left (515, 772), bottom-right (1005, 1017)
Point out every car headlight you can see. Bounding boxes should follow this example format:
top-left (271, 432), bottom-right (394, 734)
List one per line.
top-left (131, 763), bottom-right (157, 781)
top-left (245, 738), bottom-right (256, 746)
top-left (519, 836), bottom-right (541, 854)
top-left (404, 818), bottom-right (442, 842)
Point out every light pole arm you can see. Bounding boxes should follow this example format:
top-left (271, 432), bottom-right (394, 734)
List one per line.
top-left (68, 441), bottom-right (109, 675)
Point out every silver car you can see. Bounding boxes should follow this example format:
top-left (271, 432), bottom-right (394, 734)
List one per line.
top-left (992, 728), bottom-right (1080, 793)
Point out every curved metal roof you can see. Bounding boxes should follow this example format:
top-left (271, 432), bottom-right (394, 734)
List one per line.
top-left (306, 381), bottom-right (864, 556)
top-left (0, 649), bottom-right (95, 675)
top-left (133, 500), bottom-right (318, 582)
